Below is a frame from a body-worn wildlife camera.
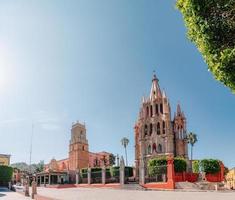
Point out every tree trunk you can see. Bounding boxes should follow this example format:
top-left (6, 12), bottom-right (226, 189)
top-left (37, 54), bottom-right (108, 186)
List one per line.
top-left (191, 145), bottom-right (193, 172)
top-left (125, 147), bottom-right (128, 166)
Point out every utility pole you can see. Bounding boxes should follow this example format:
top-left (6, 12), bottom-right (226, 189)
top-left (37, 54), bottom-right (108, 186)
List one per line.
top-left (29, 123), bottom-right (34, 174)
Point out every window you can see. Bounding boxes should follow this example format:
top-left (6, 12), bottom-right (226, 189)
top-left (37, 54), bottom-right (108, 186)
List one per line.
top-left (158, 144), bottom-right (162, 153)
top-left (163, 121), bottom-right (166, 134)
top-left (150, 105), bottom-right (153, 117)
top-left (149, 123), bottom-right (153, 136)
top-left (146, 106), bottom-right (149, 118)
top-left (148, 145), bottom-right (151, 155)
top-left (160, 103), bottom-right (163, 114)
top-left (155, 104), bottom-right (159, 115)
top-left (157, 122), bottom-right (161, 135)
top-left (82, 146), bottom-right (85, 151)
top-left (144, 124), bottom-right (148, 136)
top-left (152, 143), bottom-right (157, 152)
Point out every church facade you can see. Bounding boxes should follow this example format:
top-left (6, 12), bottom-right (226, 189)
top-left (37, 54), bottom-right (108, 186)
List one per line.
top-left (38, 121), bottom-right (113, 185)
top-left (134, 74), bottom-right (188, 176)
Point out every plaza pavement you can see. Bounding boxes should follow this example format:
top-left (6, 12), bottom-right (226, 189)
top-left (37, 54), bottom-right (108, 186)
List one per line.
top-left (36, 187), bottom-right (235, 200)
top-left (0, 187), bottom-right (30, 200)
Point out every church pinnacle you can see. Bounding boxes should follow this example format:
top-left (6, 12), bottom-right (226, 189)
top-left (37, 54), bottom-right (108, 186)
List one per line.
top-left (150, 72), bottom-right (162, 101)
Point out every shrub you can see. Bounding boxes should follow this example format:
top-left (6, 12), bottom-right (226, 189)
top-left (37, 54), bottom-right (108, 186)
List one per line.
top-left (0, 166), bottom-right (13, 186)
top-left (110, 166), bottom-right (119, 177)
top-left (200, 159), bottom-right (221, 174)
top-left (147, 156), bottom-right (167, 176)
top-left (91, 167), bottom-right (102, 178)
top-left (105, 168), bottom-right (111, 178)
top-left (174, 157), bottom-right (187, 173)
top-left (125, 167), bottom-right (133, 177)
top-left (81, 168), bottom-right (88, 178)
top-left (110, 166), bottom-right (133, 177)
top-left (176, 0), bottom-right (235, 92)
top-left (192, 160), bottom-right (200, 173)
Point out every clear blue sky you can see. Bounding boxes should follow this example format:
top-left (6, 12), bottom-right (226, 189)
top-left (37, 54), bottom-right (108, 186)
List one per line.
top-left (0, 0), bottom-right (234, 168)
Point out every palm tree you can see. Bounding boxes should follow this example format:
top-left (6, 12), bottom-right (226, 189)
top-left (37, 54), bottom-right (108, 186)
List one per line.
top-left (121, 137), bottom-right (129, 166)
top-left (187, 132), bottom-right (198, 170)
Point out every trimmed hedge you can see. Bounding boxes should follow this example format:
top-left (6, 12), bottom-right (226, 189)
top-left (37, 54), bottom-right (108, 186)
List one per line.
top-left (176, 0), bottom-right (235, 92)
top-left (0, 166), bottom-right (13, 186)
top-left (200, 159), bottom-right (221, 174)
top-left (174, 157), bottom-right (187, 173)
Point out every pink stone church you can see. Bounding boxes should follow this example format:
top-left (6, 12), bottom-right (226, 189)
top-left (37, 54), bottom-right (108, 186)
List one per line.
top-left (134, 74), bottom-right (189, 177)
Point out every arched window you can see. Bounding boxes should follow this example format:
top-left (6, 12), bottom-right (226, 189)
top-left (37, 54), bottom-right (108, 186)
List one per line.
top-left (155, 104), bottom-right (159, 115)
top-left (146, 106), bottom-right (149, 118)
top-left (152, 143), bottom-right (157, 152)
top-left (149, 123), bottom-right (153, 136)
top-left (158, 144), bottom-right (162, 153)
top-left (157, 122), bottom-right (161, 135)
top-left (163, 121), bottom-right (166, 134)
top-left (148, 145), bottom-right (151, 155)
top-left (150, 105), bottom-right (153, 117)
top-left (144, 124), bottom-right (148, 136)
top-left (160, 103), bottom-right (163, 114)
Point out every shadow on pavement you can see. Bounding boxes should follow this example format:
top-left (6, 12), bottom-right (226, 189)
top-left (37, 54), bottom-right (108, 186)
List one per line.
top-left (0, 193), bottom-right (6, 197)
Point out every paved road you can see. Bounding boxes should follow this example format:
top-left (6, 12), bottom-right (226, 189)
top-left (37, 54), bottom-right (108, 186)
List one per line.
top-left (37, 187), bottom-right (235, 200)
top-left (0, 187), bottom-right (30, 200)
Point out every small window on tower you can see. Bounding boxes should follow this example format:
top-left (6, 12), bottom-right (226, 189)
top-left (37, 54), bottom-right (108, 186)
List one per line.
top-left (160, 103), bottom-right (163, 114)
top-left (148, 145), bottom-right (151, 154)
top-left (146, 106), bottom-right (149, 118)
top-left (152, 143), bottom-right (157, 152)
top-left (82, 146), bottom-right (85, 151)
top-left (155, 104), bottom-right (159, 115)
top-left (149, 123), bottom-right (153, 135)
top-left (150, 105), bottom-right (153, 117)
top-left (158, 144), bottom-right (162, 153)
top-left (163, 121), bottom-right (166, 134)
top-left (157, 122), bottom-right (161, 135)
top-left (144, 124), bottom-right (148, 136)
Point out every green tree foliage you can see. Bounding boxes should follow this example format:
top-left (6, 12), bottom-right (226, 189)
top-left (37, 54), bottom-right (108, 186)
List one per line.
top-left (176, 0), bottom-right (235, 92)
top-left (0, 166), bottom-right (13, 186)
top-left (192, 160), bottom-right (200, 173)
top-left (200, 159), bottom-right (221, 174)
top-left (174, 157), bottom-right (187, 173)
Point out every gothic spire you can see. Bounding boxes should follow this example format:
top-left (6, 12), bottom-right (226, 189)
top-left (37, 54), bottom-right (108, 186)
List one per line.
top-left (150, 72), bottom-right (162, 101)
top-left (177, 103), bottom-right (181, 115)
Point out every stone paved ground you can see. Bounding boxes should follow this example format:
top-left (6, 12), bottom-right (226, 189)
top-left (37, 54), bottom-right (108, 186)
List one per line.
top-left (0, 187), bottom-right (30, 200)
top-left (37, 187), bottom-right (235, 200)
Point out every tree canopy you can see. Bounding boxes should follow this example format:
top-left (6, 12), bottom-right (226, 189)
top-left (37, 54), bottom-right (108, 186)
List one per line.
top-left (11, 160), bottom-right (44, 173)
top-left (176, 0), bottom-right (235, 93)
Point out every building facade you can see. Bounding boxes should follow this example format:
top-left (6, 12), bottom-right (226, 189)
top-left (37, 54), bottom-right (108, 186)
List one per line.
top-left (134, 74), bottom-right (188, 176)
top-left (0, 154), bottom-right (10, 166)
top-left (226, 168), bottom-right (235, 189)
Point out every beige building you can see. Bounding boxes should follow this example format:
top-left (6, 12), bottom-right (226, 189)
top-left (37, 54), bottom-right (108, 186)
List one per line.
top-left (0, 154), bottom-right (11, 166)
top-left (226, 168), bottom-right (235, 189)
